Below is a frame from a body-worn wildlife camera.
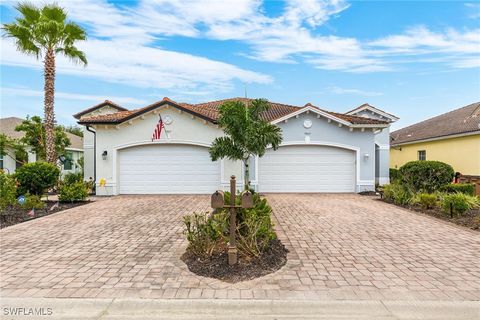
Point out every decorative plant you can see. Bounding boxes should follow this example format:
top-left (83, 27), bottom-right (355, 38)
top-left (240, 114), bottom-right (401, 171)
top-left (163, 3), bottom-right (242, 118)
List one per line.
top-left (14, 162), bottom-right (60, 196)
top-left (209, 99), bottom-right (282, 191)
top-left (0, 172), bottom-right (17, 212)
top-left (399, 161), bottom-right (454, 193)
top-left (2, 3), bottom-right (87, 163)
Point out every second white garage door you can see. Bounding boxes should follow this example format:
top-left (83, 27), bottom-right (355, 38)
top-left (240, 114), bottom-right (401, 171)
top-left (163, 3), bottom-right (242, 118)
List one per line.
top-left (258, 145), bottom-right (356, 193)
top-left (119, 144), bottom-right (220, 194)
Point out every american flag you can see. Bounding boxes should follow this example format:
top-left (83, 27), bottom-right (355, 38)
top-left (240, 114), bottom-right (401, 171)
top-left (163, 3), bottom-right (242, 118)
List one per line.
top-left (151, 115), bottom-right (165, 141)
top-left (27, 208), bottom-right (35, 217)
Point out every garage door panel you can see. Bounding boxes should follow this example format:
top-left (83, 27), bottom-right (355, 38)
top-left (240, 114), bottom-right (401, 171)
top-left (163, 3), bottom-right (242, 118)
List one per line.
top-left (119, 144), bottom-right (219, 194)
top-left (258, 145), bottom-right (355, 193)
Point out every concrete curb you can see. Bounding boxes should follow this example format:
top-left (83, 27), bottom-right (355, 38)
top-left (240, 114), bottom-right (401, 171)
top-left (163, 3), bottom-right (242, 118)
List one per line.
top-left (1, 298), bottom-right (479, 320)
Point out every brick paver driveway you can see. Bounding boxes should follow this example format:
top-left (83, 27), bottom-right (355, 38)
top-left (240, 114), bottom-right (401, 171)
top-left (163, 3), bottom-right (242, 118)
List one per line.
top-left (1, 194), bottom-right (479, 301)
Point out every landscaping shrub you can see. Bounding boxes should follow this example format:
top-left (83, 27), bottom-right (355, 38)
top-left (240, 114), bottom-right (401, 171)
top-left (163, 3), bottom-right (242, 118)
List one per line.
top-left (184, 211), bottom-right (228, 257)
top-left (440, 183), bottom-right (475, 196)
top-left (389, 168), bottom-right (402, 183)
top-left (383, 183), bottom-right (414, 205)
top-left (14, 162), bottom-right (60, 196)
top-left (58, 181), bottom-right (89, 202)
top-left (63, 172), bottom-right (83, 185)
top-left (236, 193), bottom-right (276, 257)
top-left (399, 161), bottom-right (454, 193)
top-left (419, 193), bottom-right (437, 210)
top-left (0, 172), bottom-right (17, 212)
top-left (21, 194), bottom-right (46, 210)
top-left (441, 193), bottom-right (479, 216)
top-left (184, 192), bottom-right (276, 258)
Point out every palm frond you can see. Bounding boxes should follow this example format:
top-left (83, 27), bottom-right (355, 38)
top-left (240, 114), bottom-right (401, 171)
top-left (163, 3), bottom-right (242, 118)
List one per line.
top-left (209, 136), bottom-right (243, 161)
top-left (64, 22), bottom-right (87, 43)
top-left (2, 23), bottom-right (40, 57)
top-left (41, 4), bottom-right (67, 24)
top-left (15, 2), bottom-right (40, 24)
top-left (56, 45), bottom-right (87, 66)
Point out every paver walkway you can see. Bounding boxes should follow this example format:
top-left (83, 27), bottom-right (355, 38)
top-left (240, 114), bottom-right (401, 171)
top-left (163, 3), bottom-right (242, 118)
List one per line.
top-left (1, 194), bottom-right (479, 301)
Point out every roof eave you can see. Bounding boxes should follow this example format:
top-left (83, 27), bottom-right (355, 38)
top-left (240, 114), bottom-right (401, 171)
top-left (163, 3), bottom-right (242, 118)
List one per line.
top-left (391, 130), bottom-right (480, 147)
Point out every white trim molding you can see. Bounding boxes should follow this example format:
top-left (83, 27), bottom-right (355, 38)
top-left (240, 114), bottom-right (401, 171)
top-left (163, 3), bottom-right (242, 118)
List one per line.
top-left (347, 104), bottom-right (399, 122)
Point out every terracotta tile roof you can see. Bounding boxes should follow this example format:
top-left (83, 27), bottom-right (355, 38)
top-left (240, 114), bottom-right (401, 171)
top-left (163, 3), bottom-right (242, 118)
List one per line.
top-left (391, 102), bottom-right (480, 145)
top-left (77, 97), bottom-right (389, 126)
top-left (73, 100), bottom-right (128, 119)
top-left (0, 117), bottom-right (83, 150)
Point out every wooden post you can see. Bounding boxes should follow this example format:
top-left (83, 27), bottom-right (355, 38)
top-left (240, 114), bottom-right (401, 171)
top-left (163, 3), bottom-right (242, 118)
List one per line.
top-left (228, 175), bottom-right (238, 265)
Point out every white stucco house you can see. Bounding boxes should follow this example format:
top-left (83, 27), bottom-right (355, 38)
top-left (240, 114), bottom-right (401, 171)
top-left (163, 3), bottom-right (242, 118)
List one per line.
top-left (0, 117), bottom-right (84, 175)
top-left (74, 98), bottom-right (398, 196)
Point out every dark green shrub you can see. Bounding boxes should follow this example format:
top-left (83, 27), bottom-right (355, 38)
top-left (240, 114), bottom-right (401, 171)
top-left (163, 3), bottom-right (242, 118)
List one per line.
top-left (383, 183), bottom-right (414, 205)
top-left (389, 168), bottom-right (402, 183)
top-left (14, 162), bottom-right (60, 196)
top-left (441, 183), bottom-right (475, 196)
top-left (21, 194), bottom-right (45, 210)
top-left (58, 182), bottom-right (89, 202)
top-left (399, 161), bottom-right (454, 193)
top-left (0, 172), bottom-right (17, 212)
top-left (184, 211), bottom-right (228, 257)
top-left (419, 193), bottom-right (437, 210)
top-left (63, 172), bottom-right (83, 185)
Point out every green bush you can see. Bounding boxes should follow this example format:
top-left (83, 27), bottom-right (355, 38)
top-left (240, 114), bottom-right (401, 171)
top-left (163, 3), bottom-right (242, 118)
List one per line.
top-left (58, 182), bottom-right (89, 202)
top-left (63, 172), bottom-right (83, 185)
top-left (419, 193), bottom-right (437, 210)
top-left (383, 183), bottom-right (414, 205)
top-left (14, 162), bottom-right (60, 196)
top-left (0, 172), bottom-right (17, 212)
top-left (399, 161), bottom-right (454, 193)
top-left (21, 194), bottom-right (45, 210)
top-left (184, 192), bottom-right (276, 258)
top-left (389, 168), bottom-right (402, 183)
top-left (441, 183), bottom-right (475, 196)
top-left (184, 211), bottom-right (228, 257)
top-left (441, 193), bottom-right (479, 216)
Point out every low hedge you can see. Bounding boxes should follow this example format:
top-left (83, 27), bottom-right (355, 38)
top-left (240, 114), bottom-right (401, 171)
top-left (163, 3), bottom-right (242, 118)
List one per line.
top-left (58, 181), bottom-right (89, 202)
top-left (15, 162), bottom-right (60, 196)
top-left (441, 183), bottom-right (475, 196)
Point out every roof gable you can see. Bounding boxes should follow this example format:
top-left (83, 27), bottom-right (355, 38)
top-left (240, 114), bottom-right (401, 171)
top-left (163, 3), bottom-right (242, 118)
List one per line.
top-left (346, 103), bottom-right (399, 122)
top-left (73, 100), bottom-right (128, 119)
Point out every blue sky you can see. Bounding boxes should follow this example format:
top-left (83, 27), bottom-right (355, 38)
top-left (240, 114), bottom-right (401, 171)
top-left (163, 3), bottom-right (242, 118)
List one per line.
top-left (1, 0), bottom-right (479, 130)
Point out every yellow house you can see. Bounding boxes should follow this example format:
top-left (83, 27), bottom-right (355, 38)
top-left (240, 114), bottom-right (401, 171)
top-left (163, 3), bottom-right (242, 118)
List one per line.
top-left (390, 102), bottom-right (480, 176)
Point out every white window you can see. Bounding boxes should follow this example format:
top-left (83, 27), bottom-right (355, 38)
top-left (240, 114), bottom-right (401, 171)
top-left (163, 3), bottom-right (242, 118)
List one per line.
top-left (418, 150), bottom-right (426, 161)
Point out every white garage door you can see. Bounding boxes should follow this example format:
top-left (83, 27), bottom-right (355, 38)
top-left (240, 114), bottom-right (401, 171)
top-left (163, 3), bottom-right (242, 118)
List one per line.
top-left (119, 144), bottom-right (220, 194)
top-left (258, 145), bottom-right (356, 193)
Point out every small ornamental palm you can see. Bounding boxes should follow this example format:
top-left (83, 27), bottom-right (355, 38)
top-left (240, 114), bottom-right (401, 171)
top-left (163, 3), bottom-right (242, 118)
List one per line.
top-left (209, 99), bottom-right (283, 190)
top-left (2, 2), bottom-right (87, 164)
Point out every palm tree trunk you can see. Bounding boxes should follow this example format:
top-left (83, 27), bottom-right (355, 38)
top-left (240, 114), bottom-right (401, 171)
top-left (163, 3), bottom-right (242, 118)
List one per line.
top-left (244, 159), bottom-right (250, 191)
top-left (44, 48), bottom-right (57, 164)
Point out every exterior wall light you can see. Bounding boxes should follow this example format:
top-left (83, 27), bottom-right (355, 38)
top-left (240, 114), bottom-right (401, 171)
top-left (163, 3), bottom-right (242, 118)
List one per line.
top-left (102, 150), bottom-right (108, 160)
top-left (58, 155), bottom-right (66, 163)
top-left (364, 153), bottom-right (370, 160)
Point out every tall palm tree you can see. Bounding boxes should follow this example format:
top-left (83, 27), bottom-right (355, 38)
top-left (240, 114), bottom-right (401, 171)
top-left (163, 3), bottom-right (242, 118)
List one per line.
top-left (2, 2), bottom-right (87, 164)
top-left (209, 99), bottom-right (283, 191)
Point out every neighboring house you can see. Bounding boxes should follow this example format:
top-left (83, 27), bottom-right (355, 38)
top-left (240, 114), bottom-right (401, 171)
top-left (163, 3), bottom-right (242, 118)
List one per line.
top-left (0, 117), bottom-right (84, 175)
top-left (75, 98), bottom-right (398, 196)
top-left (390, 102), bottom-right (480, 176)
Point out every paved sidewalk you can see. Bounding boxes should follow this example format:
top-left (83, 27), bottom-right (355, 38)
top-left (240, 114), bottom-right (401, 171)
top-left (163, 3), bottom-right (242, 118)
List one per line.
top-left (1, 298), bottom-right (479, 319)
top-left (1, 194), bottom-right (479, 301)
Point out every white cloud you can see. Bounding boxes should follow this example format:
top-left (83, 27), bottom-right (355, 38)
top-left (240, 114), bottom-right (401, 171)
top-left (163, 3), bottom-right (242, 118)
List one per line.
top-left (328, 86), bottom-right (383, 97)
top-left (1, 87), bottom-right (147, 105)
top-left (0, 0), bottom-right (272, 95)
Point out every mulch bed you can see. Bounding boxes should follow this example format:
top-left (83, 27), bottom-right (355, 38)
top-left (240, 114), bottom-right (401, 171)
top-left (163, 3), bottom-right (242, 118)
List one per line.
top-left (0, 201), bottom-right (90, 229)
top-left (181, 238), bottom-right (288, 283)
top-left (379, 198), bottom-right (480, 231)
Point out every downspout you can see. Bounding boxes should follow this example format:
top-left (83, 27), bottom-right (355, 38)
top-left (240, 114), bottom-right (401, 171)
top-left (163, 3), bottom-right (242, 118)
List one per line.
top-left (85, 125), bottom-right (96, 187)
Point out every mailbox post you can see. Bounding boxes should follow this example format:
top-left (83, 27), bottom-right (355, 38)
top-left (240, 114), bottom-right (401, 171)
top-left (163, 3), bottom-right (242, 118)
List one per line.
top-left (211, 175), bottom-right (253, 266)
